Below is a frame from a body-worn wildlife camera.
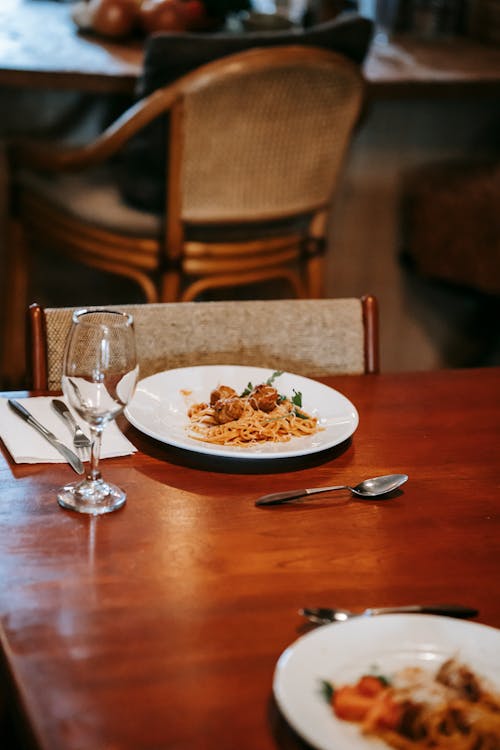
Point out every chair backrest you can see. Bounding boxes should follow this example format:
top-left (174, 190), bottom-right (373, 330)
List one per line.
top-left (139, 15), bottom-right (373, 97)
top-left (120, 16), bottom-right (372, 213)
top-left (169, 45), bottom-right (365, 224)
top-left (28, 297), bottom-right (379, 391)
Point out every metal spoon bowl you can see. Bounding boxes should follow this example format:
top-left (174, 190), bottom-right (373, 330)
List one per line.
top-left (255, 473), bottom-right (408, 506)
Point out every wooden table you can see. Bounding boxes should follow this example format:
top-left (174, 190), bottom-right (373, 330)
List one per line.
top-left (1, 367), bottom-right (499, 749)
top-left (1, 0), bottom-right (500, 96)
top-left (0, 0), bottom-right (143, 94)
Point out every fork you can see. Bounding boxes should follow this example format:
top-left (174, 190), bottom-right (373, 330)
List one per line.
top-left (52, 399), bottom-right (91, 459)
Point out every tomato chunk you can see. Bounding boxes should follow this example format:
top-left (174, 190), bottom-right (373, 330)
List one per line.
top-left (365, 691), bottom-right (403, 731)
top-left (357, 675), bottom-right (386, 697)
top-left (332, 685), bottom-right (375, 721)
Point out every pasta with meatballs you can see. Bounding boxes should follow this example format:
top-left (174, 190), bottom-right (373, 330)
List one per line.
top-left (325, 658), bottom-right (500, 750)
top-left (186, 371), bottom-right (320, 446)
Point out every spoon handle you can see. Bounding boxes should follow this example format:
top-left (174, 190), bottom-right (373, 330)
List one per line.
top-left (255, 485), bottom-right (347, 506)
top-left (367, 604), bottom-right (479, 618)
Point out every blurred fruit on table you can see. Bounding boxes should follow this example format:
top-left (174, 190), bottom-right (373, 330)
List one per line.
top-left (140, 0), bottom-right (209, 32)
top-left (71, 0), bottom-right (250, 36)
top-left (83, 0), bottom-right (140, 37)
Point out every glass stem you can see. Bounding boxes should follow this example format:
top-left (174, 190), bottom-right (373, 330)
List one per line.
top-left (88, 426), bottom-right (103, 482)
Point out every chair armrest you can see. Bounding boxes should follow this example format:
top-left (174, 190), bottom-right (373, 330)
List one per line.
top-left (9, 86), bottom-right (179, 173)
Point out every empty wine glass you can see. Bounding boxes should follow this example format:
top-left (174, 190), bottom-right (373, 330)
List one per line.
top-left (57, 309), bottom-right (138, 515)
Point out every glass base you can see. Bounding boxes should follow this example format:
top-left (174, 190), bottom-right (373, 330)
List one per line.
top-left (57, 477), bottom-right (126, 515)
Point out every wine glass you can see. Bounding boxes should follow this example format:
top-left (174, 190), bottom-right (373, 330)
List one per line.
top-left (57, 309), bottom-right (138, 515)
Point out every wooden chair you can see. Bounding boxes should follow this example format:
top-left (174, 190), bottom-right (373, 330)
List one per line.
top-left (28, 295), bottom-right (379, 390)
top-left (3, 46), bottom-right (366, 384)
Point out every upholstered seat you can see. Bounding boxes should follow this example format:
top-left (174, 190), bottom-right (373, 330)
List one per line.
top-left (16, 166), bottom-right (162, 236)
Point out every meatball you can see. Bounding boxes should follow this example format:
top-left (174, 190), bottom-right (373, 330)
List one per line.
top-left (248, 384), bottom-right (279, 413)
top-left (213, 397), bottom-right (246, 424)
top-left (210, 385), bottom-right (237, 407)
top-left (436, 659), bottom-right (482, 701)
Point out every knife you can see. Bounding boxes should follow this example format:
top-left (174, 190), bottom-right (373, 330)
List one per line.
top-left (8, 399), bottom-right (84, 475)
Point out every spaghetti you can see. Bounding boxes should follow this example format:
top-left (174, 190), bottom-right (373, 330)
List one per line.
top-left (326, 658), bottom-right (500, 750)
top-left (186, 371), bottom-right (320, 447)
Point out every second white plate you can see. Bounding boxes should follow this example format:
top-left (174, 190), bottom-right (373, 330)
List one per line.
top-left (125, 365), bottom-right (358, 459)
top-left (273, 614), bottom-right (500, 750)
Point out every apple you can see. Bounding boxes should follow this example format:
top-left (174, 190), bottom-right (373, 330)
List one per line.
top-left (181, 0), bottom-right (208, 29)
top-left (140, 0), bottom-right (190, 32)
top-left (88, 0), bottom-right (141, 37)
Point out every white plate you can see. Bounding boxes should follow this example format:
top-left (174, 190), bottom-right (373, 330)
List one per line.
top-left (273, 614), bottom-right (500, 750)
top-left (125, 365), bottom-right (358, 459)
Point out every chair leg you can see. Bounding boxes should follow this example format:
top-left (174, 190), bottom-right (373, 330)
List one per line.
top-left (305, 213), bottom-right (327, 298)
top-left (0, 219), bottom-right (29, 387)
top-left (161, 270), bottom-right (182, 302)
top-left (305, 253), bottom-right (325, 298)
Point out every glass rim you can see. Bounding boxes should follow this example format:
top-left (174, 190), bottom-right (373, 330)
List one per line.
top-left (72, 308), bottom-right (134, 327)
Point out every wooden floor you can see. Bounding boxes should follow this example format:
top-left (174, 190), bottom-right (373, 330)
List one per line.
top-left (327, 160), bottom-right (500, 372)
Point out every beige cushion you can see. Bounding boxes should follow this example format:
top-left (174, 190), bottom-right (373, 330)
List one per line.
top-left (17, 166), bottom-right (162, 237)
top-left (43, 299), bottom-right (366, 390)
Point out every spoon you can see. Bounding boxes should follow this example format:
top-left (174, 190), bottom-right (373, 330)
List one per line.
top-left (255, 473), bottom-right (408, 506)
top-left (300, 603), bottom-right (479, 625)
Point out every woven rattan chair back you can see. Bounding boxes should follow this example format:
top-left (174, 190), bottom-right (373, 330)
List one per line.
top-left (28, 296), bottom-right (379, 391)
top-left (179, 48), bottom-right (364, 222)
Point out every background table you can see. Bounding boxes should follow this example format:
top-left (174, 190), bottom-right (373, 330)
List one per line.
top-left (1, 367), bottom-right (499, 749)
top-left (1, 0), bottom-right (500, 95)
top-left (0, 0), bottom-right (142, 94)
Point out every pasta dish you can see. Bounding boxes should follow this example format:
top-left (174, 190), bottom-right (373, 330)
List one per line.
top-left (186, 370), bottom-right (320, 447)
top-left (324, 658), bottom-right (500, 749)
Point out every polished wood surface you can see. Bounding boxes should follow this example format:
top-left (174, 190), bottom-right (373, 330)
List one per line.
top-left (364, 34), bottom-right (500, 97)
top-left (0, 0), bottom-right (142, 93)
top-left (1, 0), bottom-right (500, 96)
top-left (1, 367), bottom-right (499, 749)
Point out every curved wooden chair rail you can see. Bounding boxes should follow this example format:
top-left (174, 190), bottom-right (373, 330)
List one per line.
top-left (28, 295), bottom-right (379, 391)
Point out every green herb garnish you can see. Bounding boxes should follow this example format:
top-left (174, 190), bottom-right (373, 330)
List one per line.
top-left (266, 370), bottom-right (284, 385)
top-left (293, 409), bottom-right (308, 420)
top-left (240, 381), bottom-right (254, 397)
top-left (376, 674), bottom-right (391, 686)
top-left (240, 370), bottom-right (282, 397)
top-left (368, 665), bottom-right (391, 686)
top-left (319, 679), bottom-right (334, 703)
top-left (240, 372), bottom-right (309, 419)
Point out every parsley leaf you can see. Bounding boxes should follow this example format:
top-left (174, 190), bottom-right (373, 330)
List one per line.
top-left (240, 381), bottom-right (253, 397)
top-left (319, 679), bottom-right (334, 703)
top-left (293, 409), bottom-right (309, 420)
top-left (266, 370), bottom-right (284, 385)
top-left (376, 674), bottom-right (391, 686)
top-left (368, 664), bottom-right (391, 686)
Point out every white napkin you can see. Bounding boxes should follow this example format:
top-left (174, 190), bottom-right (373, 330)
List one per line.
top-left (0, 396), bottom-right (136, 464)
